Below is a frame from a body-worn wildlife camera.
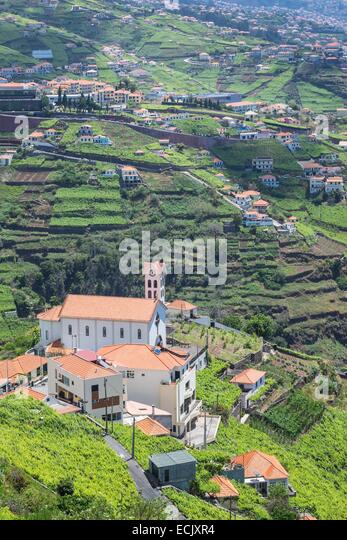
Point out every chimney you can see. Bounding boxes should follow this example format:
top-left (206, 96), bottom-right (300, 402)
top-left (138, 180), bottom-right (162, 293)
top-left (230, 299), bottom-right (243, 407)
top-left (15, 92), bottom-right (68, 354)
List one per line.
top-left (152, 404), bottom-right (155, 418)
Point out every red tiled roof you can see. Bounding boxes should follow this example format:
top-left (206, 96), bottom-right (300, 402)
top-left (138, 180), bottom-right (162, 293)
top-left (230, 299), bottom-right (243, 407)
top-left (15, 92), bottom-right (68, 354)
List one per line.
top-left (136, 417), bottom-right (170, 436)
top-left (167, 299), bottom-right (197, 311)
top-left (51, 354), bottom-right (117, 380)
top-left (0, 386), bottom-right (46, 401)
top-left (231, 450), bottom-right (288, 480)
top-left (37, 294), bottom-right (160, 323)
top-left (231, 368), bottom-right (266, 385)
top-left (210, 476), bottom-right (239, 498)
top-left (0, 355), bottom-right (47, 380)
top-left (99, 344), bottom-right (189, 372)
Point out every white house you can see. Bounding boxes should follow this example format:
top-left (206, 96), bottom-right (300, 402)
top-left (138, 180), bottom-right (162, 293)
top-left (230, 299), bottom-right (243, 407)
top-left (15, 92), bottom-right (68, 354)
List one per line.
top-left (252, 157), bottom-right (273, 171)
top-left (166, 299), bottom-right (198, 320)
top-left (309, 175), bottom-right (325, 194)
top-left (260, 175), bottom-right (279, 188)
top-left (98, 344), bottom-right (201, 437)
top-left (0, 153), bottom-right (13, 166)
top-left (38, 294), bottom-right (167, 351)
top-left (230, 368), bottom-right (266, 408)
top-left (224, 450), bottom-right (292, 497)
top-left (119, 166), bottom-right (142, 188)
top-left (47, 352), bottom-right (123, 420)
top-left (325, 176), bottom-right (344, 194)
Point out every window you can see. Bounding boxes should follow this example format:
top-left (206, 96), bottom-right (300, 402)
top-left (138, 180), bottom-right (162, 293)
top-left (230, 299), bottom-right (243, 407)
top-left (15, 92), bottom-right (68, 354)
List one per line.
top-left (85, 326), bottom-right (89, 337)
top-left (154, 291), bottom-right (157, 299)
top-left (126, 370), bottom-right (134, 379)
top-left (154, 280), bottom-right (157, 288)
top-left (120, 328), bottom-right (124, 339)
top-left (91, 384), bottom-right (99, 393)
top-left (102, 327), bottom-right (107, 338)
top-left (148, 279), bottom-right (152, 288)
top-left (45, 330), bottom-right (49, 341)
top-left (148, 290), bottom-right (152, 298)
top-left (68, 324), bottom-right (72, 336)
top-left (137, 329), bottom-right (142, 340)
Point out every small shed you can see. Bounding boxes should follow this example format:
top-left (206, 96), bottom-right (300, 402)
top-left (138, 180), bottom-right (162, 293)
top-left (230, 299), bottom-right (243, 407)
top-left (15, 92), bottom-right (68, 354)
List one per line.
top-left (149, 450), bottom-right (196, 490)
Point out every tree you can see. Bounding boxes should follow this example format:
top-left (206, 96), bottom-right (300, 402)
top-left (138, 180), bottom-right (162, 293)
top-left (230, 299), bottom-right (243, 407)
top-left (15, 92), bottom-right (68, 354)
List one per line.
top-left (62, 92), bottom-right (68, 110)
top-left (57, 86), bottom-right (62, 106)
top-left (223, 314), bottom-right (243, 330)
top-left (267, 484), bottom-right (298, 520)
top-left (56, 478), bottom-right (74, 497)
top-left (244, 313), bottom-right (277, 339)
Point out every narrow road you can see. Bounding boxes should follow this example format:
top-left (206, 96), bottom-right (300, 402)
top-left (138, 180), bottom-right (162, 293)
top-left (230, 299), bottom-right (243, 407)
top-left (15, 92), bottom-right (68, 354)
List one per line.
top-left (104, 435), bottom-right (159, 500)
top-left (183, 171), bottom-right (242, 211)
top-left (104, 434), bottom-right (185, 519)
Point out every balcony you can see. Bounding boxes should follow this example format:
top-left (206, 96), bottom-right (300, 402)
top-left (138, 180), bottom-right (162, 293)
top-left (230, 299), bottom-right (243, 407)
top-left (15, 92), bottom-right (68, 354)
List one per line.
top-left (180, 400), bottom-right (202, 423)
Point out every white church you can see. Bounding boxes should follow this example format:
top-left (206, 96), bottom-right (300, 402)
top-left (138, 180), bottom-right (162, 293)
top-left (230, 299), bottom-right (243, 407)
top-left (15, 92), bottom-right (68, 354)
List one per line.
top-left (38, 261), bottom-right (198, 353)
top-left (38, 261), bottom-right (169, 352)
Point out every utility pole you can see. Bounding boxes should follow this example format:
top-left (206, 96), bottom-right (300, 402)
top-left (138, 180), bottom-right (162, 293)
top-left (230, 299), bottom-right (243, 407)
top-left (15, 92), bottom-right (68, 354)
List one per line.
top-left (203, 409), bottom-right (207, 449)
top-left (131, 416), bottom-right (136, 459)
top-left (104, 378), bottom-right (108, 435)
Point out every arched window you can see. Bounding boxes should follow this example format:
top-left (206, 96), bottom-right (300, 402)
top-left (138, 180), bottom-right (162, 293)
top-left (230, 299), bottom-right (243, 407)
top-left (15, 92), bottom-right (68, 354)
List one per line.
top-left (68, 324), bottom-right (72, 336)
top-left (102, 327), bottom-right (107, 338)
top-left (154, 280), bottom-right (158, 288)
top-left (137, 329), bottom-right (142, 340)
top-left (148, 290), bottom-right (152, 298)
top-left (148, 279), bottom-right (152, 288)
top-left (120, 328), bottom-right (124, 339)
top-left (154, 290), bottom-right (157, 299)
top-left (85, 326), bottom-right (89, 337)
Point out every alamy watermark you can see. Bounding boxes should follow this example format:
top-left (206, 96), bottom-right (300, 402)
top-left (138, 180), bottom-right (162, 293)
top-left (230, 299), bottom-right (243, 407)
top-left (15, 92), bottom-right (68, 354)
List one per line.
top-left (119, 231), bottom-right (228, 285)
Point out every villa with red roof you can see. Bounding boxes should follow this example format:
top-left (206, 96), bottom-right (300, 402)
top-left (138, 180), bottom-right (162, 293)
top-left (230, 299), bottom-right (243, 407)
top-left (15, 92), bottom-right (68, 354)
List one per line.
top-left (230, 368), bottom-right (266, 408)
top-left (223, 450), bottom-right (293, 497)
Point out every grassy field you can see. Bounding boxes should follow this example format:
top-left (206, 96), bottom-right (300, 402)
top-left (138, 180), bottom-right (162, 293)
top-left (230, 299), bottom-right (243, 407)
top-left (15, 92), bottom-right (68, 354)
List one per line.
top-left (297, 82), bottom-right (344, 113)
top-left (173, 322), bottom-right (262, 363)
top-left (0, 397), bottom-right (137, 515)
top-left (214, 139), bottom-right (301, 173)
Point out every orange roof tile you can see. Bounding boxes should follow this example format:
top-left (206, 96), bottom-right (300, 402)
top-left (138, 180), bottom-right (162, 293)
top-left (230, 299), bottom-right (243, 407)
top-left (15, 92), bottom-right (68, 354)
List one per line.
top-left (210, 476), bottom-right (239, 498)
top-left (37, 294), bottom-right (160, 323)
top-left (230, 368), bottom-right (266, 385)
top-left (253, 199), bottom-right (269, 207)
top-left (231, 450), bottom-right (288, 480)
top-left (52, 354), bottom-right (117, 380)
top-left (37, 305), bottom-right (62, 321)
top-left (136, 417), bottom-right (170, 436)
top-left (167, 299), bottom-right (197, 311)
top-left (0, 386), bottom-right (46, 401)
top-left (0, 355), bottom-right (47, 380)
top-left (99, 344), bottom-right (189, 372)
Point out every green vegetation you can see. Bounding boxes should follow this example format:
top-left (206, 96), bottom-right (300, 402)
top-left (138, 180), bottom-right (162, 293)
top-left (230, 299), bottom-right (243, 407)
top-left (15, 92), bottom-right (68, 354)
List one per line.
top-left (214, 140), bottom-right (301, 173)
top-left (0, 397), bottom-right (137, 515)
top-left (196, 357), bottom-right (241, 411)
top-left (110, 423), bottom-right (183, 470)
top-left (262, 391), bottom-right (325, 438)
top-left (163, 487), bottom-right (230, 520)
top-left (173, 322), bottom-right (262, 363)
top-left (213, 409), bottom-right (347, 520)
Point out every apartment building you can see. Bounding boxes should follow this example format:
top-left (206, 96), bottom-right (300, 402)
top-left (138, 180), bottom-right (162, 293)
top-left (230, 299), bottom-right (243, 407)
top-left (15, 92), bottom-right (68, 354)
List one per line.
top-left (252, 157), bottom-right (274, 171)
top-left (98, 344), bottom-right (201, 437)
top-left (119, 166), bottom-right (142, 188)
top-left (48, 352), bottom-right (123, 420)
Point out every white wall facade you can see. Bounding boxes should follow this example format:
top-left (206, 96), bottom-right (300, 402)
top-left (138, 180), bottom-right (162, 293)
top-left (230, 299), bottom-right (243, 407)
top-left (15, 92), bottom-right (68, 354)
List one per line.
top-left (40, 303), bottom-right (166, 350)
